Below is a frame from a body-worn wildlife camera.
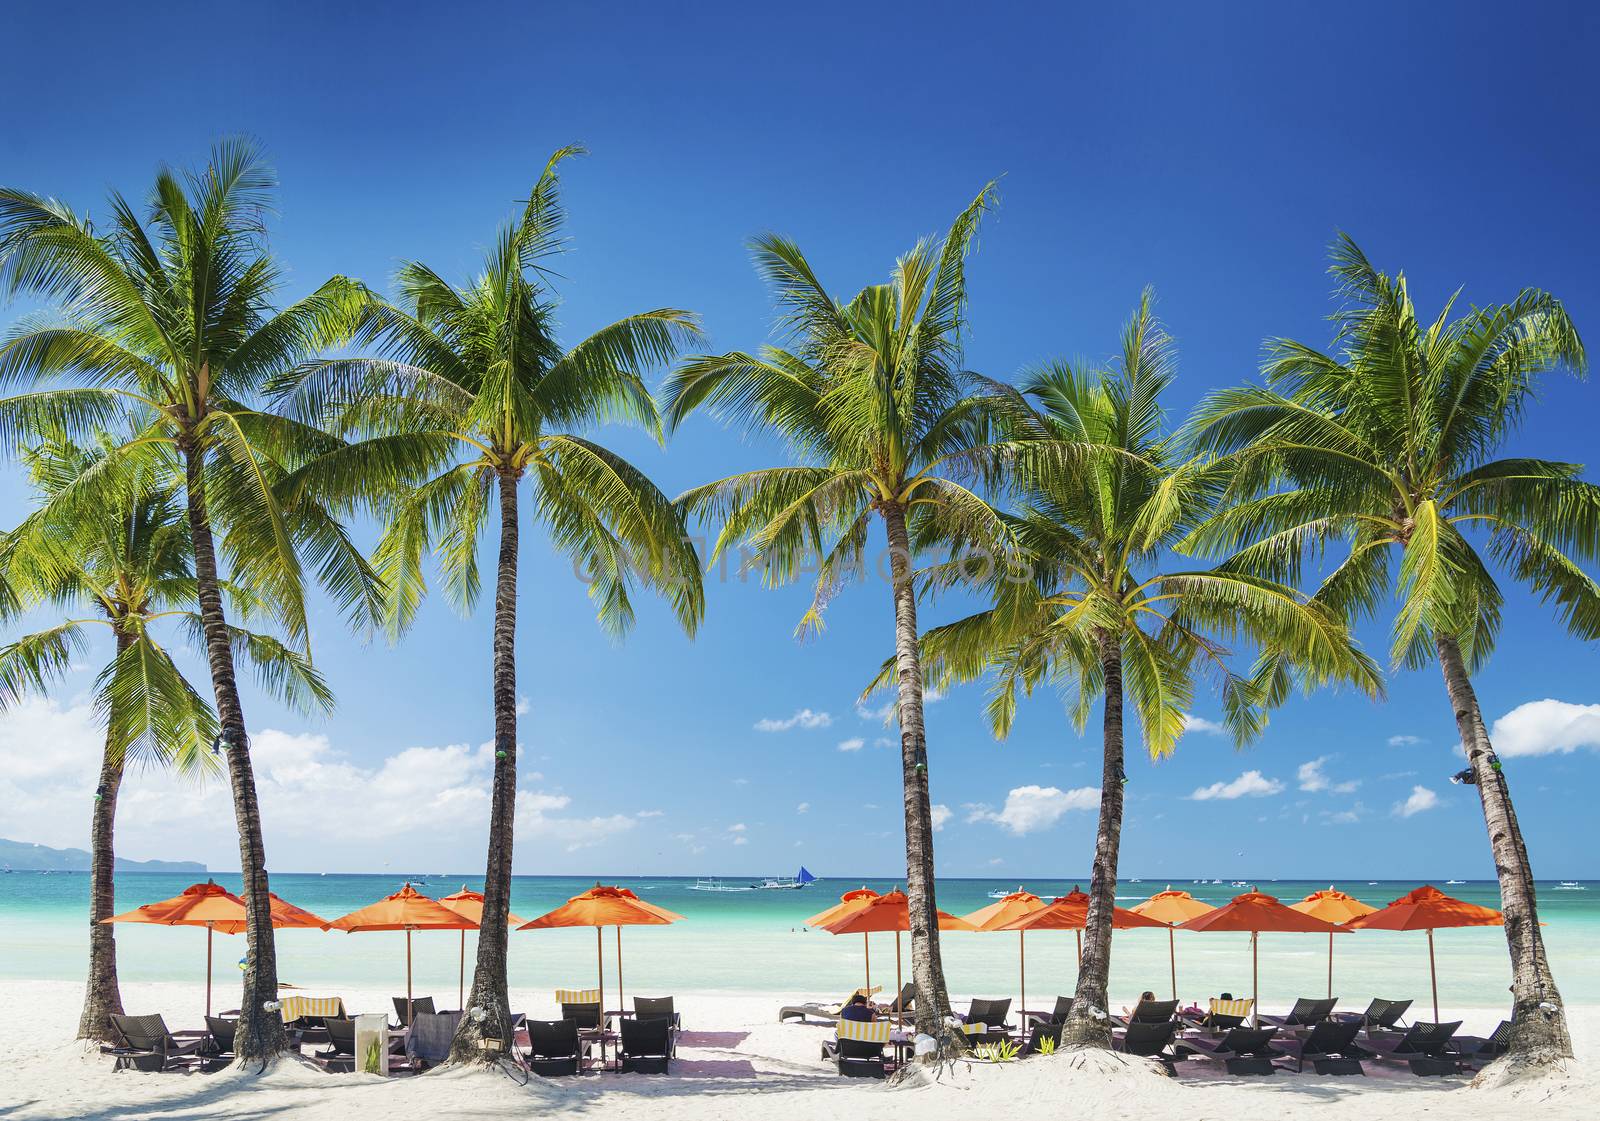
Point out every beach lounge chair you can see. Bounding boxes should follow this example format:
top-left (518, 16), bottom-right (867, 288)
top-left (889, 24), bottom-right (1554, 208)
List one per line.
top-left (779, 986), bottom-right (881, 1024)
top-left (1260, 996), bottom-right (1338, 1029)
top-left (1187, 997), bottom-right (1254, 1031)
top-left (1025, 996), bottom-right (1073, 1027)
top-left (391, 995), bottom-right (436, 1028)
top-left (618, 1015), bottom-right (672, 1074)
top-left (1447, 1020), bottom-right (1511, 1069)
top-left (1113, 998), bottom-right (1179, 1028)
top-left (824, 1018), bottom-right (893, 1078)
top-left (1182, 1026), bottom-right (1280, 1075)
top-left (632, 996), bottom-right (680, 1056)
top-left (1362, 1020), bottom-right (1463, 1076)
top-left (881, 983), bottom-right (916, 1018)
top-left (202, 1016), bottom-right (237, 1071)
top-left (1333, 997), bottom-right (1412, 1032)
top-left (401, 1011), bottom-right (462, 1072)
top-left (313, 1017), bottom-right (357, 1072)
top-left (1019, 1021), bottom-right (1063, 1057)
top-left (105, 1013), bottom-right (207, 1072)
top-left (556, 989), bottom-right (607, 1032)
top-left (523, 1018), bottom-right (588, 1076)
top-left (1114, 1021), bottom-right (1181, 1074)
top-left (1271, 1019), bottom-right (1365, 1075)
top-left (963, 997), bottom-right (1014, 1034)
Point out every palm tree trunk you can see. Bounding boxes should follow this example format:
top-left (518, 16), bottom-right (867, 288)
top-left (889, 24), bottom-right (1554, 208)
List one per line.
top-left (1435, 634), bottom-right (1571, 1063)
top-left (1062, 629), bottom-right (1124, 1049)
top-left (76, 626), bottom-right (133, 1043)
top-left (182, 444), bottom-right (287, 1063)
top-left (449, 469), bottom-right (520, 1064)
top-left (881, 503), bottom-right (952, 1039)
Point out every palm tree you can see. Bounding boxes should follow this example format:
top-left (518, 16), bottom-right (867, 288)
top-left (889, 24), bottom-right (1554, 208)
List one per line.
top-left (1185, 235), bottom-right (1595, 1064)
top-left (0, 431), bottom-right (331, 1044)
top-left (0, 141), bottom-right (379, 1061)
top-left (662, 186), bottom-right (1017, 1044)
top-left (273, 147), bottom-right (705, 1063)
top-left (895, 293), bottom-right (1379, 1048)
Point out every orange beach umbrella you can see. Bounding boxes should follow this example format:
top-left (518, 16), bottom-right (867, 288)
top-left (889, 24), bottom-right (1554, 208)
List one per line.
top-left (806, 888), bottom-right (881, 992)
top-left (815, 890), bottom-right (975, 1025)
top-left (1289, 887), bottom-right (1377, 999)
top-left (1345, 885), bottom-right (1503, 1021)
top-left (330, 884), bottom-right (476, 1025)
top-left (438, 887), bottom-right (526, 1011)
top-left (103, 880), bottom-right (330, 1015)
top-left (999, 888), bottom-right (1166, 999)
top-left (963, 890), bottom-right (1044, 1020)
top-left (1131, 887), bottom-right (1216, 1001)
top-left (519, 884), bottom-right (684, 1014)
top-left (1178, 889), bottom-right (1343, 1026)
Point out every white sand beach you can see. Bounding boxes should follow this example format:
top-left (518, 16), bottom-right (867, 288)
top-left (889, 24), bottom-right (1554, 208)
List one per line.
top-left (3, 981), bottom-right (1594, 1121)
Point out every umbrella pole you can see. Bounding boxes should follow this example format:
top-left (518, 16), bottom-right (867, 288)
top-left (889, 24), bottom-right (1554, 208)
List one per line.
top-left (1327, 930), bottom-right (1334, 1000)
top-left (1251, 932), bottom-right (1259, 1028)
top-left (1427, 928), bottom-right (1439, 1022)
top-left (1074, 929), bottom-right (1081, 969)
top-left (617, 927), bottom-right (625, 1015)
top-left (597, 927), bottom-right (606, 1068)
top-left (1168, 926), bottom-right (1177, 1002)
top-left (1019, 931), bottom-right (1026, 1023)
top-left (407, 927), bottom-right (414, 1028)
top-left (204, 921), bottom-right (214, 1017)
top-left (459, 930), bottom-right (466, 1010)
top-left (863, 933), bottom-right (871, 994)
top-left (895, 931), bottom-right (903, 1030)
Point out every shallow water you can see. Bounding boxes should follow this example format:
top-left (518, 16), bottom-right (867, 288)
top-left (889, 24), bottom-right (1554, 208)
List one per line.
top-left (3, 872), bottom-right (1595, 1019)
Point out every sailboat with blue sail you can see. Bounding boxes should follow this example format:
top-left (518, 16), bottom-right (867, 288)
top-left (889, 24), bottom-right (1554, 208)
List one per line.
top-left (754, 866), bottom-right (818, 890)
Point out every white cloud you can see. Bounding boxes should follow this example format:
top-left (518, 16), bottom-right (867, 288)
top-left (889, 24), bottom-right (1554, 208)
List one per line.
top-left (796, 802), bottom-right (810, 815)
top-left (0, 696), bottom-right (632, 868)
top-left (754, 708), bottom-right (832, 732)
top-left (930, 804), bottom-right (952, 831)
top-left (515, 695), bottom-right (531, 717)
top-left (1394, 786), bottom-right (1439, 818)
top-left (728, 823), bottom-right (747, 833)
top-left (856, 690), bottom-right (942, 724)
top-left (1388, 734), bottom-right (1425, 747)
top-left (635, 809), bottom-right (664, 818)
top-left (1326, 803), bottom-right (1365, 825)
top-left (1181, 714), bottom-right (1227, 736)
top-left (969, 785), bottom-right (1099, 835)
top-left (1298, 756), bottom-right (1361, 795)
top-left (836, 738), bottom-right (866, 753)
top-left (732, 836), bottom-right (748, 846)
top-left (1490, 700), bottom-right (1600, 757)
top-left (1189, 770), bottom-right (1284, 801)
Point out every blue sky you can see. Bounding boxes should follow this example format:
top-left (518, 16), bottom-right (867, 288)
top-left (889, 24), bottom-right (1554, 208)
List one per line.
top-left (2, 1), bottom-right (1598, 880)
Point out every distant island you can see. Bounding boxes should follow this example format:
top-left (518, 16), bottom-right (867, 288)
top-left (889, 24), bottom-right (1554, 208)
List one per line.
top-left (0, 837), bottom-right (205, 874)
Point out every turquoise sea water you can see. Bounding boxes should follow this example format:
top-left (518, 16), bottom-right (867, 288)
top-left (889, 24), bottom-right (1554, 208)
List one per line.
top-left (3, 873), bottom-right (1596, 1017)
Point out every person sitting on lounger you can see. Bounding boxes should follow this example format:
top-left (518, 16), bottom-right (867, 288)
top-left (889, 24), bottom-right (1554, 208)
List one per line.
top-left (1121, 991), bottom-right (1157, 1018)
top-left (839, 993), bottom-right (877, 1023)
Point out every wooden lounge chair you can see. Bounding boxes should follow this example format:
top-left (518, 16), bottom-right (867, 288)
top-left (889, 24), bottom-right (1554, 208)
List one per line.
top-left (201, 1016), bottom-right (237, 1072)
top-left (1362, 1020), bottom-right (1464, 1076)
top-left (523, 1018), bottom-right (589, 1076)
top-left (823, 1018), bottom-right (893, 1078)
top-left (618, 1015), bottom-right (672, 1074)
top-left (313, 1017), bottom-right (357, 1072)
top-left (1271, 1019), bottom-right (1364, 1075)
top-left (1113, 998), bottom-right (1179, 1028)
top-left (779, 986), bottom-right (881, 1024)
top-left (391, 995), bottom-right (436, 1028)
top-left (963, 997), bottom-right (1014, 1035)
top-left (1025, 996), bottom-right (1073, 1028)
top-left (1182, 1026), bottom-right (1281, 1075)
top-left (1448, 1020), bottom-right (1511, 1069)
top-left (1114, 1021), bottom-right (1181, 1074)
top-left (1260, 996), bottom-right (1338, 1029)
top-left (1333, 997), bottom-right (1411, 1032)
top-left (105, 1013), bottom-right (207, 1072)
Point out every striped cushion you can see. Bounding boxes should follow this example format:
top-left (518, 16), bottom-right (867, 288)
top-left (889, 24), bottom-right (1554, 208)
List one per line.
top-left (853, 986), bottom-right (883, 1000)
top-left (837, 1018), bottom-right (893, 1043)
top-left (1209, 997), bottom-right (1254, 1019)
top-left (959, 1022), bottom-right (990, 1036)
top-left (278, 995), bottom-right (345, 1023)
top-left (556, 989), bottom-right (601, 1004)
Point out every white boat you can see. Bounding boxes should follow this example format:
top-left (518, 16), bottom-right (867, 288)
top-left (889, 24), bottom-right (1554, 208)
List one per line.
top-left (1556, 881), bottom-right (1586, 890)
top-left (1445, 879), bottom-right (1466, 885)
top-left (1229, 881), bottom-right (1249, 888)
top-left (686, 878), bottom-right (753, 893)
top-left (753, 867), bottom-right (819, 891)
top-left (988, 884), bottom-right (1025, 899)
